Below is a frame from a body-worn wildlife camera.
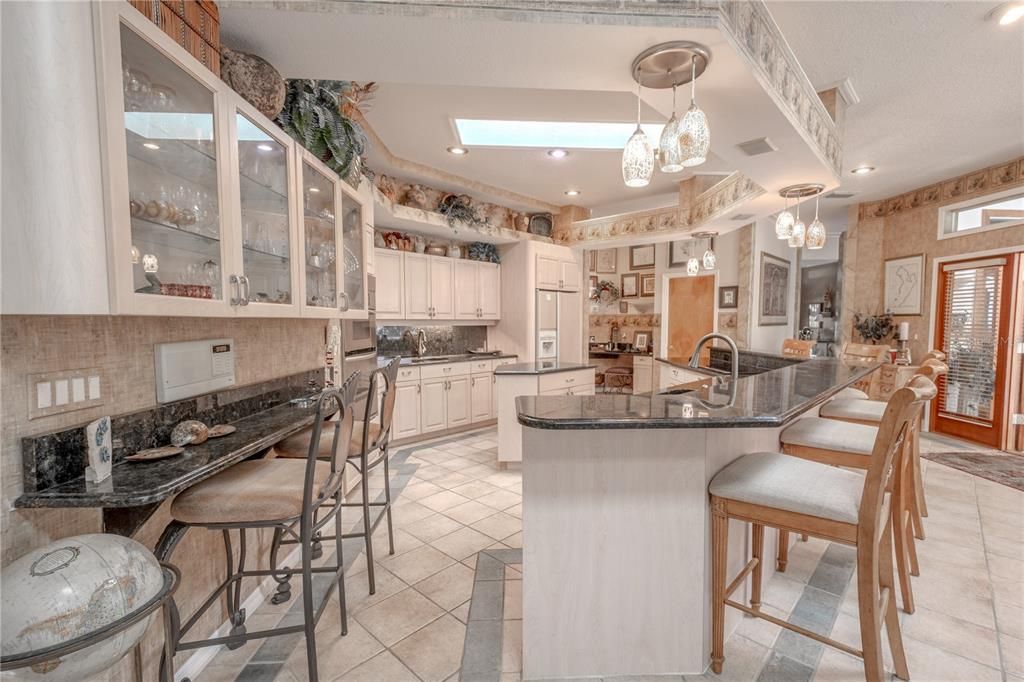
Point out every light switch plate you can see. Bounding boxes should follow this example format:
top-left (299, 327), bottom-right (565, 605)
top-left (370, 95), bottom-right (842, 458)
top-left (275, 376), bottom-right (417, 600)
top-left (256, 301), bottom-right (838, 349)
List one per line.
top-left (28, 368), bottom-right (108, 420)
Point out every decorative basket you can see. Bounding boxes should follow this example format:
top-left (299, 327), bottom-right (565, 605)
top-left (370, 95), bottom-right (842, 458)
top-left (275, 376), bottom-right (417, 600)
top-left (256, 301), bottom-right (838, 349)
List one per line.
top-left (127, 1), bottom-right (221, 76)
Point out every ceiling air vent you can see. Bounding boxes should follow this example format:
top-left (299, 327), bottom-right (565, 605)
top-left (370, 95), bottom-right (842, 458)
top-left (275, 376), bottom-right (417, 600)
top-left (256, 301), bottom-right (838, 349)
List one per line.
top-left (736, 137), bottom-right (777, 156)
top-left (730, 213), bottom-right (755, 221)
top-left (825, 192), bottom-right (856, 199)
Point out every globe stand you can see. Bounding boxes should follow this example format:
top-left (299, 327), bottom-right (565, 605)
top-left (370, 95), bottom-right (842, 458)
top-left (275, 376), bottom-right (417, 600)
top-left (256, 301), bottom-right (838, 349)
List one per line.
top-left (1, 564), bottom-right (181, 682)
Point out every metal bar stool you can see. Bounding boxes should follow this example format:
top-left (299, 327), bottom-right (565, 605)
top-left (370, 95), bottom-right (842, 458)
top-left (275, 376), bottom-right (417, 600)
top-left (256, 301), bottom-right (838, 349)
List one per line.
top-left (708, 379), bottom-right (935, 682)
top-left (604, 366), bottom-right (633, 393)
top-left (154, 374), bottom-right (359, 682)
top-left (273, 357), bottom-right (400, 595)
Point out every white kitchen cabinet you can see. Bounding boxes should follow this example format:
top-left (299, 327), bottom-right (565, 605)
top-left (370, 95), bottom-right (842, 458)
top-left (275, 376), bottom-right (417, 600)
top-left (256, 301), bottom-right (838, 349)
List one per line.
top-left (393, 381), bottom-right (421, 440)
top-left (447, 376), bottom-right (472, 427)
top-left (375, 250), bottom-right (404, 319)
top-left (658, 362), bottom-right (707, 390)
top-left (420, 378), bottom-right (448, 434)
top-left (559, 259), bottom-right (581, 292)
top-left (536, 255), bottom-right (580, 292)
top-left (492, 357), bottom-right (518, 415)
top-left (632, 356), bottom-right (655, 394)
top-left (403, 253), bottom-right (454, 320)
top-left (455, 261), bottom-right (502, 320)
top-left (429, 256), bottom-right (455, 318)
top-left (479, 263), bottom-right (501, 318)
top-left (470, 373), bottom-right (493, 422)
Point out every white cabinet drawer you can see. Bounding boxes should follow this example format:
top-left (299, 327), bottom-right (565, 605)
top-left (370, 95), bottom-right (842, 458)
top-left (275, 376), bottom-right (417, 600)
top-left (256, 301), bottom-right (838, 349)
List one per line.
top-left (396, 366), bottom-right (420, 384)
top-left (420, 361), bottom-right (471, 380)
top-left (470, 360), bottom-right (493, 375)
top-left (538, 369), bottom-right (594, 393)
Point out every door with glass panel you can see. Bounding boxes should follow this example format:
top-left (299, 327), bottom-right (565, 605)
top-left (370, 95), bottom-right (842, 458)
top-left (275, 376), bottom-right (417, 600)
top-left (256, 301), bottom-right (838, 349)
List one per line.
top-left (932, 255), bottom-right (1016, 447)
top-left (228, 101), bottom-right (300, 316)
top-left (114, 19), bottom-right (231, 314)
top-left (339, 186), bottom-right (367, 317)
top-left (297, 150), bottom-right (342, 317)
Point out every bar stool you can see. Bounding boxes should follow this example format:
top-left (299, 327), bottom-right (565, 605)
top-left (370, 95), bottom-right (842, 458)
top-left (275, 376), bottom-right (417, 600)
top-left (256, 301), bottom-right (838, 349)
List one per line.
top-left (274, 357), bottom-right (400, 595)
top-left (709, 379), bottom-right (934, 682)
top-left (154, 374), bottom-right (359, 682)
top-left (605, 366), bottom-right (633, 393)
top-left (832, 350), bottom-right (946, 401)
top-left (774, 377), bottom-right (938, 614)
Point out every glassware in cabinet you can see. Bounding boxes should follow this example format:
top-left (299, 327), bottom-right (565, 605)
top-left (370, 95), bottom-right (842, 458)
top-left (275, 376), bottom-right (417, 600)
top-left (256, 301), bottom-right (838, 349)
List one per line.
top-left (301, 159), bottom-right (339, 311)
top-left (340, 187), bottom-right (366, 313)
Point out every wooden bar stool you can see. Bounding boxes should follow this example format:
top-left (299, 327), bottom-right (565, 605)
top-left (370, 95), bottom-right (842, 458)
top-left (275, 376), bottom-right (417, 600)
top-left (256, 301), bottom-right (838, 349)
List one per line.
top-left (774, 378), bottom-right (938, 613)
top-left (781, 338), bottom-right (815, 359)
top-left (709, 379), bottom-right (934, 682)
top-left (832, 350), bottom-right (945, 401)
top-left (154, 374), bottom-right (359, 682)
top-left (274, 358), bottom-right (400, 595)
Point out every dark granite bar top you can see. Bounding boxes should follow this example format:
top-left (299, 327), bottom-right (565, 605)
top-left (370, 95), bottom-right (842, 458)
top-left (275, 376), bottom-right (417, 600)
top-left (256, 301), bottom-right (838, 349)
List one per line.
top-left (516, 358), bottom-right (878, 430)
top-left (588, 349), bottom-right (653, 359)
top-left (15, 401), bottom-right (334, 509)
top-left (495, 361), bottom-right (596, 376)
top-left (654, 357), bottom-right (730, 378)
top-left (378, 353), bottom-right (518, 368)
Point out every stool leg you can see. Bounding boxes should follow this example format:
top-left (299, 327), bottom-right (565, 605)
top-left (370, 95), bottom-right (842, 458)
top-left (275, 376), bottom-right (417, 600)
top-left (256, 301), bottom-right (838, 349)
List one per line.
top-left (382, 445), bottom-right (395, 556)
top-left (269, 527), bottom-right (293, 605)
top-left (361, 455), bottom-right (377, 595)
top-left (751, 523), bottom-right (764, 610)
top-left (910, 428), bottom-right (926, 539)
top-left (776, 530), bottom-right (790, 572)
top-left (301, 518), bottom-right (320, 682)
top-left (711, 499), bottom-right (728, 675)
top-left (892, 456), bottom-right (916, 614)
top-left (222, 530), bottom-right (247, 648)
top-left (913, 425), bottom-right (929, 518)
top-left (880, 516), bottom-right (910, 681)
top-left (333, 489), bottom-right (348, 637)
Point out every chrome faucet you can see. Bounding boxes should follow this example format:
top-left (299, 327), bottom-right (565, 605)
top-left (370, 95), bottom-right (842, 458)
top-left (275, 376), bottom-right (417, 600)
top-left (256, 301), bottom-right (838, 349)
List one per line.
top-left (416, 328), bottom-right (427, 357)
top-left (689, 332), bottom-right (739, 385)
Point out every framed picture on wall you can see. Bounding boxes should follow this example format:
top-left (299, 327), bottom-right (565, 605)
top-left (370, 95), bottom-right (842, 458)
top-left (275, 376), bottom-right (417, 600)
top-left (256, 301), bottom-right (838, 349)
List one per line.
top-left (640, 273), bottom-right (656, 297)
top-left (884, 254), bottom-right (924, 315)
top-left (588, 275), bottom-right (598, 298)
top-left (668, 241), bottom-right (690, 267)
top-left (758, 252), bottom-right (790, 326)
top-left (633, 331), bottom-right (650, 351)
top-left (718, 285), bottom-right (738, 309)
top-left (621, 273), bottom-right (639, 298)
top-left (629, 244), bottom-right (656, 270)
top-left (596, 249), bottom-right (617, 273)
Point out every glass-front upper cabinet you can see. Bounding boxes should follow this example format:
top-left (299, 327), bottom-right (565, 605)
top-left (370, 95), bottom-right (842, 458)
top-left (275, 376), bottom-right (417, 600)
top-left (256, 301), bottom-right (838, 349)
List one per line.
top-left (299, 153), bottom-right (341, 316)
top-left (118, 22), bottom-right (227, 311)
top-left (230, 105), bottom-right (299, 315)
top-left (340, 186), bottom-right (367, 316)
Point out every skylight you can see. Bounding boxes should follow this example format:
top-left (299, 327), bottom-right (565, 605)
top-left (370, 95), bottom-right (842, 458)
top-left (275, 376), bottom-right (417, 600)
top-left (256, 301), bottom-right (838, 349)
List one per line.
top-left (455, 119), bottom-right (665, 150)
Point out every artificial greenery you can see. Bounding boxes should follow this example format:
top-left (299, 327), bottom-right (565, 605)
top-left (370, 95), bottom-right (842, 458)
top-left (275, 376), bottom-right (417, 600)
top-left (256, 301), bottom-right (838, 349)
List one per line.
top-left (853, 312), bottom-right (895, 343)
top-left (275, 79), bottom-right (369, 184)
top-left (590, 280), bottom-right (621, 303)
top-left (437, 194), bottom-right (486, 232)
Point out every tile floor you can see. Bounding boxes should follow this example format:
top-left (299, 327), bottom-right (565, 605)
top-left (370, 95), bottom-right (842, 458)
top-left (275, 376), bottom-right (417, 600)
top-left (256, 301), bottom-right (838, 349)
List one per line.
top-left (197, 427), bottom-right (1023, 682)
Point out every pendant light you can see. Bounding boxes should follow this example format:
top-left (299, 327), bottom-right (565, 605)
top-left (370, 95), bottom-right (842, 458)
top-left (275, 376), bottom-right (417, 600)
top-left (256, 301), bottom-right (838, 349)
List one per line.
top-left (788, 199), bottom-right (806, 248)
top-left (694, 231), bottom-right (717, 270)
top-left (658, 84), bottom-right (684, 173)
top-left (686, 241), bottom-right (700, 276)
top-left (775, 194), bottom-right (795, 239)
top-left (806, 193), bottom-right (827, 249)
top-left (679, 54), bottom-right (710, 167)
top-left (622, 75), bottom-right (654, 188)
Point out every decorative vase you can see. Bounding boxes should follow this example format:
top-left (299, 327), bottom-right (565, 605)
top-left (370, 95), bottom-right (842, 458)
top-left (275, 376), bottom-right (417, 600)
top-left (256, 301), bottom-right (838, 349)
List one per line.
top-left (403, 185), bottom-right (429, 210)
top-left (219, 47), bottom-right (286, 119)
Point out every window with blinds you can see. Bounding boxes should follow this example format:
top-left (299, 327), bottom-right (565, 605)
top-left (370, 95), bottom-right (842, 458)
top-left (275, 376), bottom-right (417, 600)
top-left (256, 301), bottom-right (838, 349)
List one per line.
top-left (938, 258), bottom-right (1005, 422)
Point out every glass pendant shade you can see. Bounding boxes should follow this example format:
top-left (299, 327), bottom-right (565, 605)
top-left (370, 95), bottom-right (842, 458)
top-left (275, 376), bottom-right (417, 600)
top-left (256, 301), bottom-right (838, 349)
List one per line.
top-left (775, 210), bottom-right (795, 239)
top-left (622, 126), bottom-right (654, 187)
top-left (806, 218), bottom-right (826, 249)
top-left (658, 113), bottom-right (684, 173)
top-left (788, 220), bottom-right (806, 248)
top-left (679, 102), bottom-right (710, 167)
top-left (686, 257), bottom-right (700, 276)
top-left (702, 236), bottom-right (716, 270)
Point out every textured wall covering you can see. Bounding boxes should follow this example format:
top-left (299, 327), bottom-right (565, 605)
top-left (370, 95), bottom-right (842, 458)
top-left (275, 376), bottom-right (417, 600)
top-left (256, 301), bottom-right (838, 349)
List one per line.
top-left (1, 315), bottom-right (327, 680)
top-left (842, 159), bottom-right (1024, 361)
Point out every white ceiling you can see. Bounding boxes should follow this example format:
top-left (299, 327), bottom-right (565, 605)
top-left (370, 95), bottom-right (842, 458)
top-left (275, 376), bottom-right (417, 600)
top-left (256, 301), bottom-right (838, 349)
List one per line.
top-left (767, 0), bottom-right (1024, 226)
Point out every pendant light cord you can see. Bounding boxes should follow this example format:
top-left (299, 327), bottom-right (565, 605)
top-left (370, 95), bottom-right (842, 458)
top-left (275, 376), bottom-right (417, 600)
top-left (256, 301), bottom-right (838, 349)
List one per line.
top-left (672, 83), bottom-right (677, 115)
top-left (814, 193), bottom-right (820, 219)
top-left (691, 56), bottom-right (698, 103)
top-left (636, 73), bottom-right (642, 127)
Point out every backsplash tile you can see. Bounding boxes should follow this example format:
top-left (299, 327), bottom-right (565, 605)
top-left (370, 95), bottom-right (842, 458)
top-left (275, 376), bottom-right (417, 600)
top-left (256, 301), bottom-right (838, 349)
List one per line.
top-left (378, 325), bottom-right (489, 356)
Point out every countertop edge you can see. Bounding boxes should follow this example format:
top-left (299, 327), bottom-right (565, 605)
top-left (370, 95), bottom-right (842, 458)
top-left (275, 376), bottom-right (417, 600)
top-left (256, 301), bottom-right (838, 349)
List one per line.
top-left (495, 362), bottom-right (596, 376)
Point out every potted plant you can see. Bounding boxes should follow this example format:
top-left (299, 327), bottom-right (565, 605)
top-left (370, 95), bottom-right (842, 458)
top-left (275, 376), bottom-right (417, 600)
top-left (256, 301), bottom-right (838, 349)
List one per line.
top-left (853, 312), bottom-right (895, 344)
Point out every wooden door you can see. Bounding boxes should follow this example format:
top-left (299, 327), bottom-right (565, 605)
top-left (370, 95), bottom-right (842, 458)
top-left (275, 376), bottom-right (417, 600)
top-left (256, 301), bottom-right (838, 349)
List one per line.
top-left (420, 379), bottom-right (448, 433)
top-left (393, 382), bottom-right (421, 440)
top-left (430, 256), bottom-right (455, 319)
top-left (470, 374), bottom-right (492, 422)
top-left (404, 253), bottom-right (431, 318)
top-left (932, 255), bottom-right (1016, 448)
top-left (666, 275), bottom-right (715, 362)
top-left (1008, 254), bottom-right (1024, 453)
top-left (446, 376), bottom-right (472, 427)
top-left (374, 250), bottom-right (404, 319)
top-left (453, 260), bottom-right (479, 319)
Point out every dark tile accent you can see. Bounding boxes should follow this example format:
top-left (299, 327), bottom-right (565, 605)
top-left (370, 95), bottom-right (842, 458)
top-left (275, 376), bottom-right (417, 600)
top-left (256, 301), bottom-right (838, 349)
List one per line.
top-left (474, 553), bottom-right (506, 582)
top-left (755, 653), bottom-right (814, 682)
top-left (378, 325), bottom-right (489, 356)
top-left (483, 548), bottom-right (522, 564)
top-left (460, 620), bottom-right (504, 675)
top-left (808, 545), bottom-right (856, 596)
top-left (468, 579), bottom-right (505, 621)
top-left (235, 662), bottom-right (288, 682)
top-left (771, 586), bottom-right (841, 668)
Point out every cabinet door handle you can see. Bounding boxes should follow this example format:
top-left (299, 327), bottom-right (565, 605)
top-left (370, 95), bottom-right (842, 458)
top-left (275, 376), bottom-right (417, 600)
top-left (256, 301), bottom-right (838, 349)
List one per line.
top-left (471, 377), bottom-right (475, 386)
top-left (240, 275), bottom-right (251, 306)
top-left (417, 384), bottom-right (421, 394)
top-left (339, 291), bottom-right (349, 311)
top-left (229, 274), bottom-right (241, 306)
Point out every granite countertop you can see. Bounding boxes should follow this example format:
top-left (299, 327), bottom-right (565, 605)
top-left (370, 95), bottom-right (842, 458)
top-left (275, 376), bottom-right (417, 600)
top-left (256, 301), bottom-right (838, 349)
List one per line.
top-left (654, 357), bottom-right (730, 377)
top-left (588, 349), bottom-right (653, 359)
top-left (495, 361), bottom-right (596, 376)
top-left (378, 353), bottom-right (517, 368)
top-left (515, 358), bottom-right (878, 430)
top-left (15, 400), bottom-right (338, 509)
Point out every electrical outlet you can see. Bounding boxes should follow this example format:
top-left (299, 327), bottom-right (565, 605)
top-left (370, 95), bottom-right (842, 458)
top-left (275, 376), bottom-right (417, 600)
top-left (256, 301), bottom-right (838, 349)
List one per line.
top-left (28, 368), bottom-right (108, 420)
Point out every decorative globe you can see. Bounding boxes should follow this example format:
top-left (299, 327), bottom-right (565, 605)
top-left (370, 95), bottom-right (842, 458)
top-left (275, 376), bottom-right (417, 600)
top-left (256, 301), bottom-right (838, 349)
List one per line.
top-left (1, 534), bottom-right (165, 681)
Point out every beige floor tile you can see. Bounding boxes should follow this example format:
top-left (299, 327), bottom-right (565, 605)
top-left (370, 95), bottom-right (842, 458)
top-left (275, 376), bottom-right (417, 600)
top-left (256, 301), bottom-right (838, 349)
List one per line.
top-left (380, 544), bottom-right (456, 584)
top-left (483, 471), bottom-right (523, 489)
top-left (992, 574), bottom-right (1024, 609)
top-left (444, 499), bottom-right (499, 525)
top-left (813, 648), bottom-right (875, 681)
top-left (451, 480), bottom-right (503, 500)
top-left (901, 605), bottom-right (1001, 668)
top-left (433, 470), bottom-right (476, 489)
top-left (354, 587), bottom-right (445, 647)
top-left (996, 599), bottom-right (1024, 640)
top-left (392, 614), bottom-right (466, 682)
top-left (697, 634), bottom-right (770, 682)
top-left (431, 526), bottom-right (496, 561)
top-left (477, 489), bottom-right (522, 511)
top-left (413, 562), bottom-right (476, 610)
top-left (914, 536), bottom-right (988, 573)
top-left (403, 512), bottom-right (465, 543)
top-left (1002, 633), bottom-right (1024, 677)
top-left (503, 531), bottom-right (523, 549)
top-left (502, 619), bottom-right (523, 673)
top-left (762, 573), bottom-right (805, 614)
top-left (401, 481), bottom-right (445, 501)
top-left (345, 565), bottom-right (409, 615)
top-left (828, 611), bottom-right (894, 671)
top-left (333, 650), bottom-right (419, 681)
top-left (987, 552), bottom-right (1024, 582)
top-left (419, 490), bottom-right (473, 512)
top-left (912, 569), bottom-right (997, 629)
top-left (903, 635), bottom-right (1003, 681)
top-left (285, 618), bottom-right (384, 679)
top-left (504, 579), bottom-right (523, 620)
top-left (391, 500), bottom-right (436, 525)
top-left (370, 526), bottom-right (424, 557)
top-left (734, 605), bottom-right (788, 649)
top-left (450, 600), bottom-right (472, 625)
top-left (471, 511), bottom-right (522, 540)
top-left (505, 503), bottom-right (523, 519)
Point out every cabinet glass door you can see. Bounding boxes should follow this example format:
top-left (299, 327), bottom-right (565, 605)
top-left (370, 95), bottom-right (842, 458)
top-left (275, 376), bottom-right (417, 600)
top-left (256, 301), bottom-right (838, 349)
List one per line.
top-left (236, 113), bottom-right (292, 305)
top-left (302, 161), bottom-right (338, 309)
top-left (120, 24), bottom-right (224, 301)
top-left (341, 190), bottom-right (365, 312)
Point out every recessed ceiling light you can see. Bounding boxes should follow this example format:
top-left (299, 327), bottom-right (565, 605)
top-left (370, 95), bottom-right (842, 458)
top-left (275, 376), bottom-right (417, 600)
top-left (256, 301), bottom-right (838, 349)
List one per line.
top-left (989, 2), bottom-right (1024, 24)
top-left (447, 146), bottom-right (469, 155)
top-left (850, 165), bottom-right (875, 175)
top-left (564, 189), bottom-right (581, 197)
top-left (547, 149), bottom-right (569, 159)
top-left (257, 143), bottom-right (274, 152)
top-left (142, 142), bottom-right (160, 150)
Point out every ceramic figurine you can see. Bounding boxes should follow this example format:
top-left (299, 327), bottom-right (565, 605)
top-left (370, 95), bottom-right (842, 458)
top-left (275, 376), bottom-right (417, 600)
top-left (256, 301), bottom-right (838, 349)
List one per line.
top-left (402, 184), bottom-right (429, 209)
top-left (219, 47), bottom-right (286, 119)
top-left (375, 174), bottom-right (399, 201)
top-left (85, 416), bottom-right (112, 483)
top-left (170, 420), bottom-right (209, 447)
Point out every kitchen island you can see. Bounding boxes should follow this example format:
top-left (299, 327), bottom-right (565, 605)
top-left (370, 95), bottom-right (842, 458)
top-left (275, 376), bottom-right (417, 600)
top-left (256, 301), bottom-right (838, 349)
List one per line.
top-left (515, 357), bottom-right (877, 679)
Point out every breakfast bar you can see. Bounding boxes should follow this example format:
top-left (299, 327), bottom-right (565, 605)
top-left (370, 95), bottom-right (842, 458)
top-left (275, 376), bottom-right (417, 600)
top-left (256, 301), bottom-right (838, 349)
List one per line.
top-left (515, 358), bottom-right (877, 678)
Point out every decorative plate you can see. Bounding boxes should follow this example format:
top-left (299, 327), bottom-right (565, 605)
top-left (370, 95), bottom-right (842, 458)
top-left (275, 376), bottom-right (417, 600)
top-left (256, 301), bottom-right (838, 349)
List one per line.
top-left (207, 424), bottom-right (237, 438)
top-left (125, 446), bottom-right (184, 462)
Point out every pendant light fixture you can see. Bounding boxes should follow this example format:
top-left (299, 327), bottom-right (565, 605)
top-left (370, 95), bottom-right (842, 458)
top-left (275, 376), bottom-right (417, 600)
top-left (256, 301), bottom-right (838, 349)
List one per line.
top-left (694, 231), bottom-right (717, 270)
top-left (658, 84), bottom-right (684, 173)
top-left (622, 75), bottom-right (654, 188)
top-left (679, 53), bottom-right (710, 168)
top-left (686, 240), bottom-right (700, 276)
top-left (788, 199), bottom-right (806, 248)
top-left (775, 194), bottom-right (795, 239)
top-left (806, 193), bottom-right (827, 249)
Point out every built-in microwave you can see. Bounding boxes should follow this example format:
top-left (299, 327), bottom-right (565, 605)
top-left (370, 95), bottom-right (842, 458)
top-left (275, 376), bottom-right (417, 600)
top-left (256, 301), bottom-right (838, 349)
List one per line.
top-left (342, 275), bottom-right (377, 358)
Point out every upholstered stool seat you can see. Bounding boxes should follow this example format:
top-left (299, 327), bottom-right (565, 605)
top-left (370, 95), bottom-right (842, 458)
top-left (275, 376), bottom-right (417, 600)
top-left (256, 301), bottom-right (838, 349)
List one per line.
top-left (171, 460), bottom-right (333, 525)
top-left (709, 452), bottom-right (865, 524)
top-left (834, 387), bottom-right (870, 401)
top-left (781, 417), bottom-right (878, 456)
top-left (605, 366), bottom-right (633, 392)
top-left (820, 398), bottom-right (886, 423)
top-left (274, 420), bottom-right (383, 459)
